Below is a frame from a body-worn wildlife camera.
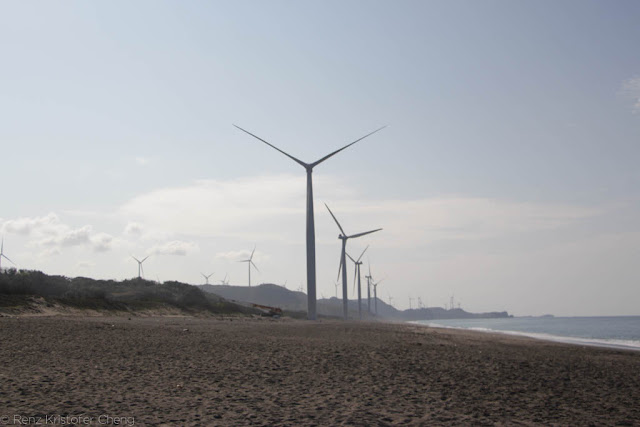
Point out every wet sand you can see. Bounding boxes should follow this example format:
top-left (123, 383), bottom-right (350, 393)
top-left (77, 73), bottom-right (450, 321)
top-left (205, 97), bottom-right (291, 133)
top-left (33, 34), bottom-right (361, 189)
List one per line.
top-left (1, 316), bottom-right (639, 426)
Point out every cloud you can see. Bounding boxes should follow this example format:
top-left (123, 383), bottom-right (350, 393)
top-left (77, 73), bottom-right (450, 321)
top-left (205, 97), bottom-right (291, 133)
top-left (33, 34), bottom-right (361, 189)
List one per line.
top-left (116, 175), bottom-right (605, 252)
top-left (148, 240), bottom-right (198, 256)
top-left (1, 213), bottom-right (115, 256)
top-left (124, 222), bottom-right (143, 236)
top-left (60, 225), bottom-right (92, 247)
top-left (1, 213), bottom-right (59, 235)
top-left (91, 233), bottom-right (114, 252)
top-left (214, 249), bottom-right (266, 262)
top-left (621, 76), bottom-right (640, 114)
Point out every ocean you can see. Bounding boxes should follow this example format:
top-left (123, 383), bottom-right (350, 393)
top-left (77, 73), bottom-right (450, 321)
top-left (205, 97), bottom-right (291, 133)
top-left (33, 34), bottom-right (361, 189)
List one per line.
top-left (411, 316), bottom-right (640, 351)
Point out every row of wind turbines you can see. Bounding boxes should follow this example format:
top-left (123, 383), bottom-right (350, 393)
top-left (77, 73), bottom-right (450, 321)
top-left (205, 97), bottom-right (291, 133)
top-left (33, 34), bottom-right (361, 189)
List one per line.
top-left (234, 124), bottom-right (386, 320)
top-left (2, 124), bottom-right (388, 322)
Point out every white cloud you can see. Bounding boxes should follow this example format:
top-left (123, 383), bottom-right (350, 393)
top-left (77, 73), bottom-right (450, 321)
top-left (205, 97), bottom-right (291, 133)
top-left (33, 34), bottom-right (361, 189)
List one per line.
top-left (1, 214), bottom-right (115, 256)
top-left (1, 213), bottom-right (59, 235)
top-left (91, 233), bottom-right (114, 252)
top-left (116, 175), bottom-right (604, 251)
top-left (60, 225), bottom-right (92, 247)
top-left (123, 222), bottom-right (143, 236)
top-left (148, 240), bottom-right (198, 256)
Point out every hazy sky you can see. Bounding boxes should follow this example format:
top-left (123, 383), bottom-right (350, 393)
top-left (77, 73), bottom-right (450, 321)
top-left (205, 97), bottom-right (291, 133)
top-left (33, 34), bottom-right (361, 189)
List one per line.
top-left (1, 1), bottom-right (639, 316)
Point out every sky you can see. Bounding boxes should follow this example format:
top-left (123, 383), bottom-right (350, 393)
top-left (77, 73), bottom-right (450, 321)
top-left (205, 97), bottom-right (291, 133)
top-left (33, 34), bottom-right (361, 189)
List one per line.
top-left (1, 1), bottom-right (639, 316)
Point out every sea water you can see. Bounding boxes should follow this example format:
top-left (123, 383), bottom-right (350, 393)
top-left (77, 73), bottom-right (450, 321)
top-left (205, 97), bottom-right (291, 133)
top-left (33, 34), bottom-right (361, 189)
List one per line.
top-left (411, 316), bottom-right (640, 351)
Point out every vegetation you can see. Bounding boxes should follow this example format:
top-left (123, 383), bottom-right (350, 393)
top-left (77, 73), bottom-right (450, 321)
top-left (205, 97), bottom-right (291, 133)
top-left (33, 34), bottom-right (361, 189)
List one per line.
top-left (0, 268), bottom-right (257, 315)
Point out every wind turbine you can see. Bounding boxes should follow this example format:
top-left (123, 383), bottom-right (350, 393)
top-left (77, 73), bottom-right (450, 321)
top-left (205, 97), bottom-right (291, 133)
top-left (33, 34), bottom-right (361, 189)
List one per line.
top-left (239, 245), bottom-right (259, 287)
top-left (235, 124), bottom-right (385, 320)
top-left (0, 238), bottom-right (17, 271)
top-left (365, 263), bottom-right (373, 314)
top-left (346, 245), bottom-right (368, 320)
top-left (201, 272), bottom-right (214, 285)
top-left (131, 255), bottom-right (149, 279)
top-left (220, 273), bottom-right (230, 286)
top-left (372, 278), bottom-right (384, 315)
top-left (325, 203), bottom-right (382, 320)
top-left (334, 280), bottom-right (339, 299)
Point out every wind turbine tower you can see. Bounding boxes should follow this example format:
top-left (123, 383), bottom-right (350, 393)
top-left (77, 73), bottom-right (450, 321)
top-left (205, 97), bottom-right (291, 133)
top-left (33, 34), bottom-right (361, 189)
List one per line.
top-left (131, 256), bottom-right (149, 279)
top-left (235, 125), bottom-right (385, 320)
top-left (201, 272), bottom-right (214, 285)
top-left (372, 278), bottom-right (384, 315)
top-left (326, 204), bottom-right (382, 320)
top-left (0, 238), bottom-right (16, 271)
top-left (239, 246), bottom-right (259, 287)
top-left (365, 264), bottom-right (373, 314)
top-left (346, 245), bottom-right (368, 320)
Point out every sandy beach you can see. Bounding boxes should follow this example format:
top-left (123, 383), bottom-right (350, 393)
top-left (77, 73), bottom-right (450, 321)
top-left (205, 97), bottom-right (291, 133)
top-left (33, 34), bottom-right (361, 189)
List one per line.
top-left (1, 316), bottom-right (638, 426)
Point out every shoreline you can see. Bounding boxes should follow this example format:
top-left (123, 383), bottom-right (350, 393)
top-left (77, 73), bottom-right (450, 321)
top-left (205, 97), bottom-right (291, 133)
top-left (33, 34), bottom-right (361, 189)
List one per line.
top-left (2, 316), bottom-right (639, 425)
top-left (410, 319), bottom-right (640, 352)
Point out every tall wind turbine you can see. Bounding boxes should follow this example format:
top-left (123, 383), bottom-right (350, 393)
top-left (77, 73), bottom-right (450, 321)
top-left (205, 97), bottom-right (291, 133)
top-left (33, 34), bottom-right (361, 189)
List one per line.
top-left (346, 245), bottom-right (368, 320)
top-left (325, 203), bottom-right (382, 320)
top-left (132, 255), bottom-right (149, 279)
top-left (235, 125), bottom-right (385, 320)
top-left (239, 245), bottom-right (259, 287)
top-left (201, 272), bottom-right (214, 285)
top-left (0, 238), bottom-right (17, 271)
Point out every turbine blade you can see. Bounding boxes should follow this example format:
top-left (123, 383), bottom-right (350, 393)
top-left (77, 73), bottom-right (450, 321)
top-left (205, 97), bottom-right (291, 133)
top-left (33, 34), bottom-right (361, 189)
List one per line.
top-left (131, 256), bottom-right (140, 263)
top-left (140, 264), bottom-right (145, 278)
top-left (310, 126), bottom-right (387, 168)
top-left (357, 245), bottom-right (369, 263)
top-left (349, 228), bottom-right (383, 239)
top-left (324, 203), bottom-right (346, 236)
top-left (352, 266), bottom-right (357, 293)
top-left (346, 252), bottom-right (356, 264)
top-left (250, 245), bottom-right (256, 261)
top-left (2, 254), bottom-right (16, 266)
top-left (234, 125), bottom-right (308, 168)
top-left (141, 256), bottom-right (150, 263)
top-left (251, 261), bottom-right (259, 272)
top-left (337, 256), bottom-right (342, 282)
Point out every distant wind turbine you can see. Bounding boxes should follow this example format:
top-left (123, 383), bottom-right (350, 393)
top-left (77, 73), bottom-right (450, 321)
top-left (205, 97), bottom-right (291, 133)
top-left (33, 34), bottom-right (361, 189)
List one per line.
top-left (235, 124), bottom-right (385, 320)
top-left (201, 272), bottom-right (214, 285)
top-left (325, 203), bottom-right (382, 320)
top-left (365, 263), bottom-right (373, 314)
top-left (0, 238), bottom-right (17, 271)
top-left (346, 245), bottom-right (369, 320)
top-left (219, 273), bottom-right (230, 286)
top-left (131, 255), bottom-right (149, 279)
top-left (239, 245), bottom-right (259, 287)
top-left (372, 278), bottom-right (384, 315)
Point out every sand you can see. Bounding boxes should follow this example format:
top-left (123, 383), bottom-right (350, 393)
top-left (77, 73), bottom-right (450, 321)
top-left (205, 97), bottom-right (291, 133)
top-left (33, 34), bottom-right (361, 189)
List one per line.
top-left (0, 316), bottom-right (638, 426)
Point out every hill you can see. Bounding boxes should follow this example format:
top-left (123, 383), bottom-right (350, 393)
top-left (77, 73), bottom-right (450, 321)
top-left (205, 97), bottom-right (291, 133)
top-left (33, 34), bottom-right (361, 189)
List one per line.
top-left (0, 268), bottom-right (258, 316)
top-left (199, 283), bottom-right (511, 320)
